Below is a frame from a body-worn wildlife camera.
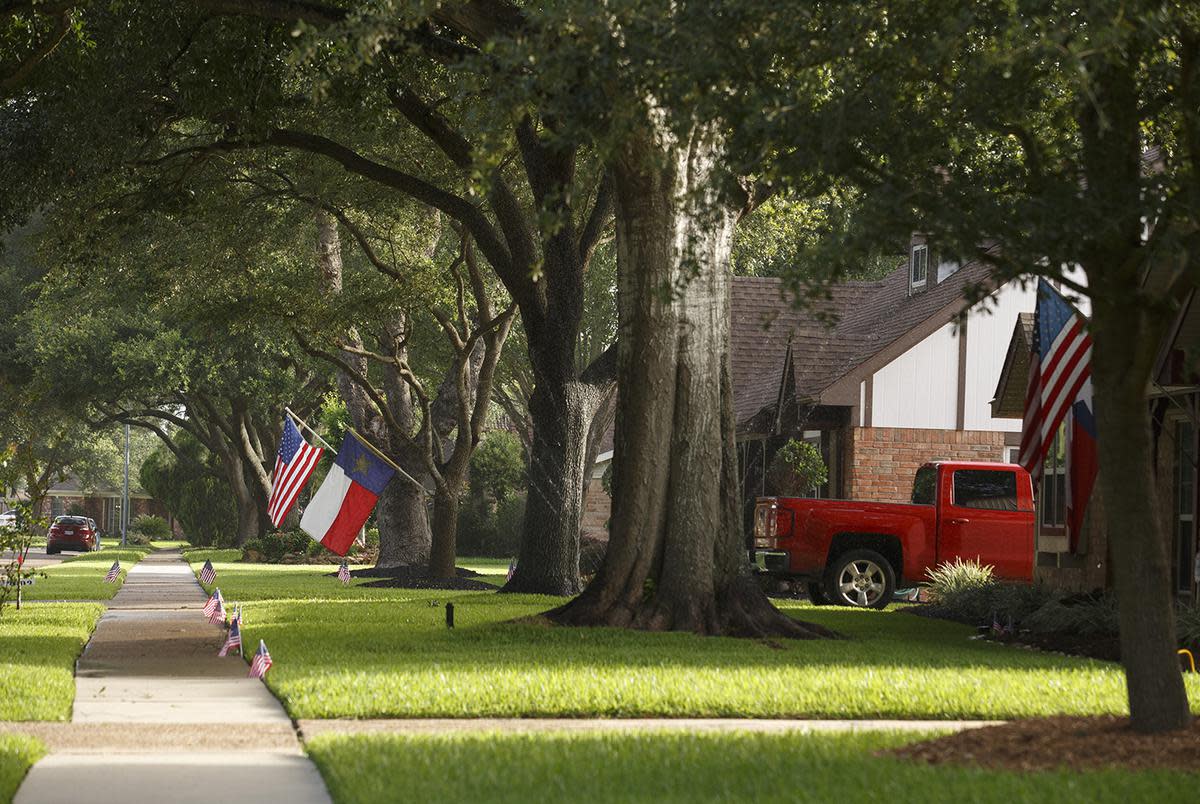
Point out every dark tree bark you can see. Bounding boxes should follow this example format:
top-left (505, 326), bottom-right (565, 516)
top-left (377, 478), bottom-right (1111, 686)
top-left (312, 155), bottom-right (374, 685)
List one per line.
top-left (550, 118), bottom-right (834, 638)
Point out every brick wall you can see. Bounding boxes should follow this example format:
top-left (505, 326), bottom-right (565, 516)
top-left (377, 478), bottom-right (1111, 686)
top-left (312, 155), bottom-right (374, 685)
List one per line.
top-left (581, 475), bottom-right (611, 541)
top-left (846, 427), bottom-right (1008, 503)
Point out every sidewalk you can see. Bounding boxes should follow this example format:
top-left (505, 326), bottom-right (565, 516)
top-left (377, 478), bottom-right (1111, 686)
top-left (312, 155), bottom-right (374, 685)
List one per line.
top-left (13, 550), bottom-right (331, 804)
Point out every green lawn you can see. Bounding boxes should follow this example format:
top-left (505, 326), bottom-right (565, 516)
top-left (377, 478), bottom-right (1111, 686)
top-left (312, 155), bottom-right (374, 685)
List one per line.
top-left (21, 546), bottom-right (152, 601)
top-left (0, 734), bottom-right (44, 804)
top-left (149, 539), bottom-right (190, 550)
top-left (0, 603), bottom-right (105, 720)
top-left (305, 730), bottom-right (1199, 804)
top-left (185, 555), bottom-right (1200, 720)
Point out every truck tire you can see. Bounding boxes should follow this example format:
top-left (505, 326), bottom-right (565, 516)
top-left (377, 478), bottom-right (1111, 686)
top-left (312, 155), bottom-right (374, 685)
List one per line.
top-left (807, 583), bottom-right (830, 606)
top-left (823, 549), bottom-right (896, 610)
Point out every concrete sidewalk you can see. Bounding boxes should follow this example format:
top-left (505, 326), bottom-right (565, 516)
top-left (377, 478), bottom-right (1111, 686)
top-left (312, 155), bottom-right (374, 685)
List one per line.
top-left (14, 550), bottom-right (331, 804)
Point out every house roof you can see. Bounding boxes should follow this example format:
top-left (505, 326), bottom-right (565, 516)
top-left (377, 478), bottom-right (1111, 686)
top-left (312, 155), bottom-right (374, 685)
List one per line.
top-left (991, 313), bottom-right (1035, 418)
top-left (731, 257), bottom-right (994, 430)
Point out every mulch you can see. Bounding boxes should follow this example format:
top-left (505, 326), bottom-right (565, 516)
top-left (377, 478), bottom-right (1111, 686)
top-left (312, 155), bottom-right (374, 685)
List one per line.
top-left (889, 716), bottom-right (1200, 772)
top-left (348, 564), bottom-right (498, 591)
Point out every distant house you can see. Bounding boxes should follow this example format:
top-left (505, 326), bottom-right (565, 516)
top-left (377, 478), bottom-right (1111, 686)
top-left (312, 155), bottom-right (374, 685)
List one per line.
top-left (584, 237), bottom-right (1046, 540)
top-left (38, 476), bottom-right (171, 536)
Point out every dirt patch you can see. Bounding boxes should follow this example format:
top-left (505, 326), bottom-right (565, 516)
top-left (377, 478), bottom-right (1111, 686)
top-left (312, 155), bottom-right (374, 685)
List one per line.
top-left (351, 565), bottom-right (496, 591)
top-left (890, 716), bottom-right (1200, 772)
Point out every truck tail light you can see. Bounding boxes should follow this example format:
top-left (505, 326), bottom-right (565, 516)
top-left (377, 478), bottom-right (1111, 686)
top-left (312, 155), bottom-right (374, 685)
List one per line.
top-left (753, 502), bottom-right (778, 548)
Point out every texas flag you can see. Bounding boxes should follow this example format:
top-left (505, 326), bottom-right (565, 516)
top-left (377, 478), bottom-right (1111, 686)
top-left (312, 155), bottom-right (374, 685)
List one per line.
top-left (300, 430), bottom-right (395, 556)
top-left (1065, 378), bottom-right (1098, 553)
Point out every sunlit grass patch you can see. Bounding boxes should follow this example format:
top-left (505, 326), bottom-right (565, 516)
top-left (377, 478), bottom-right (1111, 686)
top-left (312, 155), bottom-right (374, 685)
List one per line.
top-left (305, 730), bottom-right (1198, 804)
top-left (0, 604), bottom-right (104, 720)
top-left (0, 733), bottom-right (45, 804)
top-left (20, 547), bottom-right (151, 601)
top-left (186, 557), bottom-right (1200, 721)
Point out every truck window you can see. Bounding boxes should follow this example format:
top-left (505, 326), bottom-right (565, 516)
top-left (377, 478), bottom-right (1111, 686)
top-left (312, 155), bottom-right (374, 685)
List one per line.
top-left (911, 466), bottom-right (936, 505)
top-left (953, 469), bottom-right (1018, 511)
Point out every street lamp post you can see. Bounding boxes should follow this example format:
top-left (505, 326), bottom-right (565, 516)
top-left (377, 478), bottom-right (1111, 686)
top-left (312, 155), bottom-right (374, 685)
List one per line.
top-left (121, 423), bottom-right (129, 547)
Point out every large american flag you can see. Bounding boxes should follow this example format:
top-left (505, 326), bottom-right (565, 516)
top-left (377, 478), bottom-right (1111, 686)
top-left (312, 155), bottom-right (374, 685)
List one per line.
top-left (199, 559), bottom-right (216, 586)
top-left (248, 640), bottom-right (273, 678)
top-left (218, 615), bottom-right (242, 657)
top-left (104, 561), bottom-right (121, 583)
top-left (267, 417), bottom-right (324, 527)
top-left (1019, 279), bottom-right (1093, 486)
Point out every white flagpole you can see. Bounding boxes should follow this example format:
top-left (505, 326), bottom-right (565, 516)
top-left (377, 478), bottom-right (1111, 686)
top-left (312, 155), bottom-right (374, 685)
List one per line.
top-left (284, 407), bottom-right (336, 451)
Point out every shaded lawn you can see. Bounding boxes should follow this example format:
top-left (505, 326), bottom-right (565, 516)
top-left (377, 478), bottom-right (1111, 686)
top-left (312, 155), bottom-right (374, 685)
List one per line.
top-left (20, 547), bottom-right (151, 601)
top-left (305, 730), bottom-right (1200, 804)
top-left (149, 540), bottom-right (189, 550)
top-left (0, 604), bottom-right (105, 720)
top-left (185, 556), bottom-right (1200, 720)
top-left (0, 734), bottom-right (44, 804)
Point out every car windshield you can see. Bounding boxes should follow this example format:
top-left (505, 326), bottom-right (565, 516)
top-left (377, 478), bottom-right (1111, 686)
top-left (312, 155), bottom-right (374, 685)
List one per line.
top-left (55, 516), bottom-right (88, 526)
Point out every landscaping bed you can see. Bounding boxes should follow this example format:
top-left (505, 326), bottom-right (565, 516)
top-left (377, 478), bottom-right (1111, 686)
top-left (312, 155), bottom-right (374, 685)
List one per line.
top-left (353, 564), bottom-right (497, 592)
top-left (892, 716), bottom-right (1200, 772)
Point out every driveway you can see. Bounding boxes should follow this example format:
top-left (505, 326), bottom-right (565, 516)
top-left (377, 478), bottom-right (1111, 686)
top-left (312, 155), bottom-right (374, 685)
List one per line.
top-left (0, 546), bottom-right (68, 569)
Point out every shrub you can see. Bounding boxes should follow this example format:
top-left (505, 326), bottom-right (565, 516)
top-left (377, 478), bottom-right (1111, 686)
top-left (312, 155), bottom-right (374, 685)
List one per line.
top-left (580, 534), bottom-right (608, 577)
top-left (242, 530), bottom-right (312, 563)
top-left (492, 494), bottom-right (525, 557)
top-left (456, 505), bottom-right (497, 556)
top-left (766, 440), bottom-right (828, 497)
top-left (469, 431), bottom-right (526, 505)
top-left (131, 515), bottom-right (171, 541)
top-left (924, 558), bottom-right (1000, 624)
top-left (1025, 591), bottom-right (1119, 636)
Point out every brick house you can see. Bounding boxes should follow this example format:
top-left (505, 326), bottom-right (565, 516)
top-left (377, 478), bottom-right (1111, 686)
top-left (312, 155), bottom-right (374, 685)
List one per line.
top-left (38, 477), bottom-right (172, 537)
top-left (992, 284), bottom-right (1200, 597)
top-left (583, 240), bottom-right (1047, 540)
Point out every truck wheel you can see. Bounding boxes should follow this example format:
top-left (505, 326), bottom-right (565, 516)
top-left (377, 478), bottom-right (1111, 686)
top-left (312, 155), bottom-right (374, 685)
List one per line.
top-left (824, 550), bottom-right (895, 610)
top-left (807, 583), bottom-right (830, 606)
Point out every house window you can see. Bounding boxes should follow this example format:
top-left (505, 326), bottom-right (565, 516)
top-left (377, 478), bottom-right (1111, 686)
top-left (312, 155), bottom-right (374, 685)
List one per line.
top-left (1040, 425), bottom-right (1067, 531)
top-left (911, 244), bottom-right (928, 287)
top-left (953, 469), bottom-right (1018, 511)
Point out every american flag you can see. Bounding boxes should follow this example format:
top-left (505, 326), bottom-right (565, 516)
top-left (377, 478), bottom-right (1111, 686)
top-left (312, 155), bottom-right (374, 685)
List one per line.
top-left (506, 558), bottom-right (516, 582)
top-left (248, 640), bottom-right (273, 678)
top-left (267, 417), bottom-right (324, 527)
top-left (208, 596), bottom-right (227, 626)
top-left (1019, 279), bottom-right (1092, 486)
top-left (104, 561), bottom-right (121, 583)
top-left (203, 589), bottom-right (222, 618)
top-left (337, 561), bottom-right (351, 585)
top-left (218, 614), bottom-right (242, 656)
top-left (199, 560), bottom-right (216, 586)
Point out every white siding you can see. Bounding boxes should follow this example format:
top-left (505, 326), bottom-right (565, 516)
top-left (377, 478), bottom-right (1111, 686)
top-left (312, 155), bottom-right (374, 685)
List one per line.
top-left (871, 321), bottom-right (959, 428)
top-left (963, 281), bottom-right (1036, 432)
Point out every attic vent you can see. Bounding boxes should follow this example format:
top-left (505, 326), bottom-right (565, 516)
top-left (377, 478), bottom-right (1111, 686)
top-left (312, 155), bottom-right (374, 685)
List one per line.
top-left (910, 244), bottom-right (928, 288)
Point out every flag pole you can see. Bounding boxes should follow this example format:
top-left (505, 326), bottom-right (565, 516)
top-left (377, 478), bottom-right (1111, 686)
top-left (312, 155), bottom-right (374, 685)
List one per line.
top-left (284, 406), bottom-right (336, 451)
top-left (347, 427), bottom-right (427, 494)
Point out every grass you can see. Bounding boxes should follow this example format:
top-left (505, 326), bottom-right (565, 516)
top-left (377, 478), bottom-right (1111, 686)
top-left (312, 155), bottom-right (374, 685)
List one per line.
top-left (305, 730), bottom-right (1200, 804)
top-left (0, 734), bottom-right (44, 804)
top-left (20, 546), bottom-right (151, 601)
top-left (185, 556), bottom-right (1200, 721)
top-left (0, 603), bottom-right (105, 720)
top-left (149, 539), bottom-right (189, 550)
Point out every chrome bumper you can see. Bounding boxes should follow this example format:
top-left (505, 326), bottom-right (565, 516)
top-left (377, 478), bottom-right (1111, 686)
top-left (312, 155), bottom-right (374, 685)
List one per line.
top-left (752, 550), bottom-right (790, 574)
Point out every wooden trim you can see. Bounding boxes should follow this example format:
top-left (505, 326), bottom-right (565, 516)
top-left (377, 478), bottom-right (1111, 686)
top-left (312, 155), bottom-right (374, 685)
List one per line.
top-left (864, 375), bottom-right (874, 427)
top-left (956, 318), bottom-right (968, 430)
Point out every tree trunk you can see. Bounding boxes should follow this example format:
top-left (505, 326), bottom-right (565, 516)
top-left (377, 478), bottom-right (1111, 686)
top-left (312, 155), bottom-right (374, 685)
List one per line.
top-left (505, 380), bottom-right (602, 595)
top-left (1090, 299), bottom-right (1191, 732)
top-left (429, 485), bottom-right (459, 579)
top-left (550, 118), bottom-right (834, 638)
top-left (315, 210), bottom-right (432, 570)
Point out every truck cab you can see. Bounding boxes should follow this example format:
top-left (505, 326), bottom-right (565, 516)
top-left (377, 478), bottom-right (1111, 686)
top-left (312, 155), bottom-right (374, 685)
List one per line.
top-left (752, 461), bottom-right (1035, 608)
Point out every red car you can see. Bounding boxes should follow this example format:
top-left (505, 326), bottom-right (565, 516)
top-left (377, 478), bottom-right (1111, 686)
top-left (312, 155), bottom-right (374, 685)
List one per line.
top-left (46, 515), bottom-right (100, 554)
top-left (753, 461), bottom-right (1035, 608)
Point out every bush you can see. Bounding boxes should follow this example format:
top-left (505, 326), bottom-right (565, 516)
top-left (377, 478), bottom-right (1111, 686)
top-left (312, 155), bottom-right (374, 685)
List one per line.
top-left (469, 431), bottom-right (526, 505)
top-left (767, 440), bottom-right (828, 497)
top-left (580, 534), bottom-right (608, 577)
top-left (242, 530), bottom-right (312, 563)
top-left (492, 495), bottom-right (525, 557)
top-left (456, 505), bottom-right (496, 556)
top-left (1025, 591), bottom-right (1119, 636)
top-left (924, 558), bottom-right (1001, 624)
top-left (131, 515), bottom-right (171, 541)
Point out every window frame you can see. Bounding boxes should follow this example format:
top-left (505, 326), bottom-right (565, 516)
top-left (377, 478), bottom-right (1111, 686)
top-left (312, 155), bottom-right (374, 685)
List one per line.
top-left (951, 468), bottom-right (1019, 511)
top-left (910, 244), bottom-right (928, 288)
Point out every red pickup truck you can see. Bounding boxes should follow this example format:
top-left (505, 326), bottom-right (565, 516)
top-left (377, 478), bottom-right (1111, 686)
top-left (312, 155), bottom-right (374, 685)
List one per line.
top-left (752, 461), bottom-right (1035, 608)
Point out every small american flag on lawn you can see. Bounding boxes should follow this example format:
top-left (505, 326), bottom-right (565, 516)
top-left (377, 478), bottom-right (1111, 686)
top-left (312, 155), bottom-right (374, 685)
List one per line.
top-left (202, 588), bottom-right (222, 618)
top-left (103, 561), bottom-right (121, 583)
top-left (199, 560), bottom-right (216, 586)
top-left (337, 561), bottom-right (351, 585)
top-left (506, 558), bottom-right (516, 582)
top-left (248, 640), bottom-right (273, 678)
top-left (208, 595), bottom-right (226, 626)
top-left (218, 613), bottom-right (242, 656)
